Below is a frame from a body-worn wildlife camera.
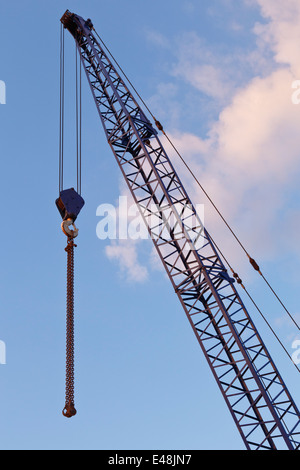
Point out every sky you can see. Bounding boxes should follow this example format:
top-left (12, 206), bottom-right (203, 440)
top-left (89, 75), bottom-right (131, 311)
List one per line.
top-left (1, 0), bottom-right (300, 450)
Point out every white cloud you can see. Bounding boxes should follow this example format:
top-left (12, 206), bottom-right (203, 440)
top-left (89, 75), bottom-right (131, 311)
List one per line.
top-left (98, 181), bottom-right (147, 283)
top-left (145, 29), bottom-right (170, 49)
top-left (163, 1), bottom-right (300, 266)
top-left (105, 239), bottom-right (148, 283)
top-left (254, 0), bottom-right (300, 76)
top-left (171, 32), bottom-right (236, 103)
top-left (104, 0), bottom-right (300, 286)
top-left (211, 68), bottom-right (300, 184)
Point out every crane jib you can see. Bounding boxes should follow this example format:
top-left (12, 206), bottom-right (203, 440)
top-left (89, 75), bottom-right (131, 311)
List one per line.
top-left (59, 10), bottom-right (300, 450)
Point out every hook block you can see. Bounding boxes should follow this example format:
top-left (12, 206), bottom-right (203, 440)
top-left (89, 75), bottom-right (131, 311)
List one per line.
top-left (56, 188), bottom-right (85, 222)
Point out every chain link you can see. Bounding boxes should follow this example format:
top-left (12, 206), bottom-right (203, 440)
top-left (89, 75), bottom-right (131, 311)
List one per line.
top-left (62, 236), bottom-right (77, 418)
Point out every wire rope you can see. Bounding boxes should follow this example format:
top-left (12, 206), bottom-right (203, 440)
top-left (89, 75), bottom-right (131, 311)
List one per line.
top-left (92, 28), bottom-right (300, 367)
top-left (75, 44), bottom-right (82, 195)
top-left (93, 28), bottom-right (300, 332)
top-left (59, 24), bottom-right (65, 194)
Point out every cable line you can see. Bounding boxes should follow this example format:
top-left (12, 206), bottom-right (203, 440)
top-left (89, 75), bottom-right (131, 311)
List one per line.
top-left (161, 132), bottom-right (300, 334)
top-left (59, 23), bottom-right (65, 194)
top-left (57, 25), bottom-right (85, 419)
top-left (75, 43), bottom-right (82, 195)
top-left (59, 29), bottom-right (82, 196)
top-left (93, 29), bottom-right (300, 333)
top-left (59, 12), bottom-right (300, 447)
top-left (208, 231), bottom-right (300, 375)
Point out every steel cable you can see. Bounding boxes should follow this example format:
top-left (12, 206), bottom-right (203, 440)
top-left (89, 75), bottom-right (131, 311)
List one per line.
top-left (59, 24), bottom-right (65, 195)
top-left (91, 28), bottom-right (300, 362)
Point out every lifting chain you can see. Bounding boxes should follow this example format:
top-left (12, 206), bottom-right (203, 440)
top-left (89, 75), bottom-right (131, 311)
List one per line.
top-left (62, 235), bottom-right (77, 418)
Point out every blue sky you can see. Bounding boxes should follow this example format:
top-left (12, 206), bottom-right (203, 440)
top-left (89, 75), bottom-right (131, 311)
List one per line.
top-left (1, 0), bottom-right (300, 450)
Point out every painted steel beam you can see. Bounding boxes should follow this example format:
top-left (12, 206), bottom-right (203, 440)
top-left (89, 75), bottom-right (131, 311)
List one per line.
top-left (61, 10), bottom-right (300, 450)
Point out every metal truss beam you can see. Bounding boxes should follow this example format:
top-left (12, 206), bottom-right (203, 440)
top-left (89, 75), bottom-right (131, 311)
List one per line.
top-left (61, 10), bottom-right (300, 450)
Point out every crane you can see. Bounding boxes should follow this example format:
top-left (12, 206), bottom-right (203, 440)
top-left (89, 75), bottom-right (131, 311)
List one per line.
top-left (57, 9), bottom-right (300, 449)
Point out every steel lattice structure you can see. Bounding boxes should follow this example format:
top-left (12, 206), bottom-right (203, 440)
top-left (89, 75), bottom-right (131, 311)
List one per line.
top-left (61, 10), bottom-right (300, 450)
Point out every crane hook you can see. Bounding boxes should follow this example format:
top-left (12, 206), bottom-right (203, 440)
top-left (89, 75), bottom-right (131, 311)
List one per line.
top-left (61, 218), bottom-right (79, 238)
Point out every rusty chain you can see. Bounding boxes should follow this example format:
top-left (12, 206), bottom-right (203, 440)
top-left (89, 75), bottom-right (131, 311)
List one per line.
top-left (62, 236), bottom-right (77, 418)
